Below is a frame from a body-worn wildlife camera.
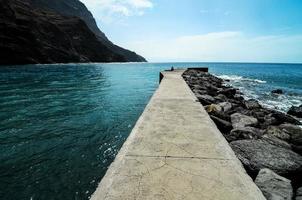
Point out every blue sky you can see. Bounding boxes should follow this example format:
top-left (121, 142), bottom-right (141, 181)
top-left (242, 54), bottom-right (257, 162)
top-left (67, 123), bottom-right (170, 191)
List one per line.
top-left (81, 0), bottom-right (302, 63)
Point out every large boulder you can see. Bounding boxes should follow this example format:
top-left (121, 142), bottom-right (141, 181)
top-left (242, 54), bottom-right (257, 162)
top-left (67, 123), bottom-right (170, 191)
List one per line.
top-left (244, 99), bottom-right (261, 110)
top-left (234, 94), bottom-right (245, 101)
top-left (231, 113), bottom-right (258, 128)
top-left (218, 102), bottom-right (233, 112)
top-left (192, 85), bottom-right (207, 91)
top-left (262, 134), bottom-right (292, 149)
top-left (206, 84), bottom-right (220, 96)
top-left (262, 115), bottom-right (278, 128)
top-left (279, 124), bottom-right (302, 146)
top-left (209, 110), bottom-right (231, 122)
top-left (193, 89), bottom-right (208, 95)
top-left (196, 94), bottom-right (215, 105)
top-left (287, 105), bottom-right (302, 118)
top-left (214, 94), bottom-right (229, 103)
top-left (292, 145), bottom-right (302, 155)
top-left (219, 88), bottom-right (237, 98)
top-left (226, 127), bottom-right (263, 142)
top-left (296, 187), bottom-right (302, 200)
top-left (249, 109), bottom-right (267, 123)
top-left (210, 115), bottom-right (233, 134)
top-left (255, 168), bottom-right (293, 200)
top-left (230, 106), bottom-right (250, 115)
top-left (264, 126), bottom-right (290, 141)
top-left (271, 110), bottom-right (301, 125)
top-left (230, 139), bottom-right (302, 176)
top-left (271, 89), bottom-right (283, 95)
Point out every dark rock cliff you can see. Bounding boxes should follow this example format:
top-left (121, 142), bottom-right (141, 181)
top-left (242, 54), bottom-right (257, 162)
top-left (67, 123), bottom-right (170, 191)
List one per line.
top-left (31, 0), bottom-right (109, 41)
top-left (30, 0), bottom-right (146, 62)
top-left (0, 0), bottom-right (146, 65)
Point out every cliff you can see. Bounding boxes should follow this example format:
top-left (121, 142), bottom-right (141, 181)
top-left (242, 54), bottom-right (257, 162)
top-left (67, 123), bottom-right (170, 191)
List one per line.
top-left (0, 0), bottom-right (146, 65)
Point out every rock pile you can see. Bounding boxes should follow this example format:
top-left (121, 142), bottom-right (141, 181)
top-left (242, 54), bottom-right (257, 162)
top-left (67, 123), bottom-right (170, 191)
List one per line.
top-left (183, 69), bottom-right (302, 200)
top-left (288, 105), bottom-right (302, 118)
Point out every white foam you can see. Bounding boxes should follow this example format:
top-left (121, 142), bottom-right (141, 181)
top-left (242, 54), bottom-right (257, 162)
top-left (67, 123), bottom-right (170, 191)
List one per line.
top-left (217, 75), bottom-right (243, 81)
top-left (216, 74), bottom-right (301, 113)
top-left (217, 74), bottom-right (267, 84)
top-left (253, 79), bottom-right (267, 83)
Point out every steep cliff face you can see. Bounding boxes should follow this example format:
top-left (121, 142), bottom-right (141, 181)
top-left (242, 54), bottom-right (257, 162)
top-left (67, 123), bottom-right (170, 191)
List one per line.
top-left (31, 0), bottom-right (108, 41)
top-left (30, 0), bottom-right (146, 62)
top-left (0, 0), bottom-right (146, 65)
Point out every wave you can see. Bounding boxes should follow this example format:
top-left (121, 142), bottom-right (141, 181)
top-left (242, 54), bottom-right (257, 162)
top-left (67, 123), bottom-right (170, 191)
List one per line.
top-left (236, 87), bottom-right (302, 114)
top-left (217, 74), bottom-right (267, 84)
top-left (216, 74), bottom-right (302, 116)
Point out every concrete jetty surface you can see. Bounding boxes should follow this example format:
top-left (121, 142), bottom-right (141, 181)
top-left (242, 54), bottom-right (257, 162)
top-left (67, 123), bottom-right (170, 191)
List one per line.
top-left (91, 69), bottom-right (265, 200)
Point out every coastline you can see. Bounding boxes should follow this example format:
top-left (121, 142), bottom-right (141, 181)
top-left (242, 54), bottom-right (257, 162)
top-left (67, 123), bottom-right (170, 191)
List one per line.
top-left (183, 69), bottom-right (302, 199)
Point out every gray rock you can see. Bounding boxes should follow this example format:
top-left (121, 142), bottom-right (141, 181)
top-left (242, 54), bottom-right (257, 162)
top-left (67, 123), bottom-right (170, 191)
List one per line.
top-left (196, 94), bottom-right (215, 105)
top-left (262, 134), bottom-right (292, 149)
top-left (230, 139), bottom-right (302, 175)
top-left (245, 99), bottom-right (261, 110)
top-left (255, 168), bottom-right (293, 200)
top-left (210, 115), bottom-right (233, 134)
top-left (251, 110), bottom-right (267, 121)
top-left (288, 105), bottom-right (302, 118)
top-left (271, 89), bottom-right (283, 95)
top-left (265, 126), bottom-right (291, 141)
top-left (214, 94), bottom-right (228, 102)
top-left (292, 144), bottom-right (302, 155)
top-left (232, 106), bottom-right (250, 115)
top-left (231, 113), bottom-right (258, 128)
top-left (296, 187), bottom-right (302, 200)
top-left (219, 88), bottom-right (237, 97)
top-left (218, 102), bottom-right (233, 112)
top-left (263, 115), bottom-right (278, 127)
top-left (271, 111), bottom-right (301, 125)
top-left (234, 94), bottom-right (245, 101)
top-left (207, 84), bottom-right (220, 94)
top-left (192, 85), bottom-right (207, 91)
top-left (279, 123), bottom-right (302, 135)
top-left (193, 89), bottom-right (208, 95)
top-left (279, 124), bottom-right (302, 145)
top-left (210, 110), bottom-right (231, 122)
top-left (226, 127), bottom-right (263, 142)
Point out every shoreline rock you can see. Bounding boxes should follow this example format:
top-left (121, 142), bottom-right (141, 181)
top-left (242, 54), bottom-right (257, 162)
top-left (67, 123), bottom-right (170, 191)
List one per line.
top-left (288, 105), bottom-right (302, 118)
top-left (230, 139), bottom-right (302, 176)
top-left (255, 168), bottom-right (293, 200)
top-left (271, 89), bottom-right (283, 95)
top-left (182, 69), bottom-right (302, 199)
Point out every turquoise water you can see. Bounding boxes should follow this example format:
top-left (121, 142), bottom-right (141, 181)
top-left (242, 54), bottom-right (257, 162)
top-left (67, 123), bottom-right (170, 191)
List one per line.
top-left (0, 62), bottom-right (301, 200)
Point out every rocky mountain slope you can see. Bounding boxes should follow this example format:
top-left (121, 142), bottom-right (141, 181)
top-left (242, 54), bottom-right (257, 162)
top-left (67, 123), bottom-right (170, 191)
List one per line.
top-left (31, 0), bottom-right (146, 62)
top-left (0, 0), bottom-right (146, 65)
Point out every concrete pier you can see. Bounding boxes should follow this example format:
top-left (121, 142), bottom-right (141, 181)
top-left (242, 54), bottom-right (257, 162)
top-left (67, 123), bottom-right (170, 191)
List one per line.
top-left (91, 69), bottom-right (265, 200)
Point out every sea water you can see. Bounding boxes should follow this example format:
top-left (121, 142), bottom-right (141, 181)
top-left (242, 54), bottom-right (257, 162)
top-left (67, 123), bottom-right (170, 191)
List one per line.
top-left (0, 62), bottom-right (301, 199)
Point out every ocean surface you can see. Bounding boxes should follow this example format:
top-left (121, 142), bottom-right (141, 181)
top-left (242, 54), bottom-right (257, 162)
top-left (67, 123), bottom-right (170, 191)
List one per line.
top-left (0, 62), bottom-right (301, 200)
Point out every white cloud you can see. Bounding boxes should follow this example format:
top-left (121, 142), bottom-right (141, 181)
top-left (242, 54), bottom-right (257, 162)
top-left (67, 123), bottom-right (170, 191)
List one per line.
top-left (127, 0), bottom-right (153, 8)
top-left (80, 0), bottom-right (153, 23)
top-left (122, 32), bottom-right (302, 63)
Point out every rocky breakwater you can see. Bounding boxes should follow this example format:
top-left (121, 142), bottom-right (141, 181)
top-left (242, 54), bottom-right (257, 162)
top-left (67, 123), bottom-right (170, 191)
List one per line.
top-left (183, 69), bottom-right (302, 200)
